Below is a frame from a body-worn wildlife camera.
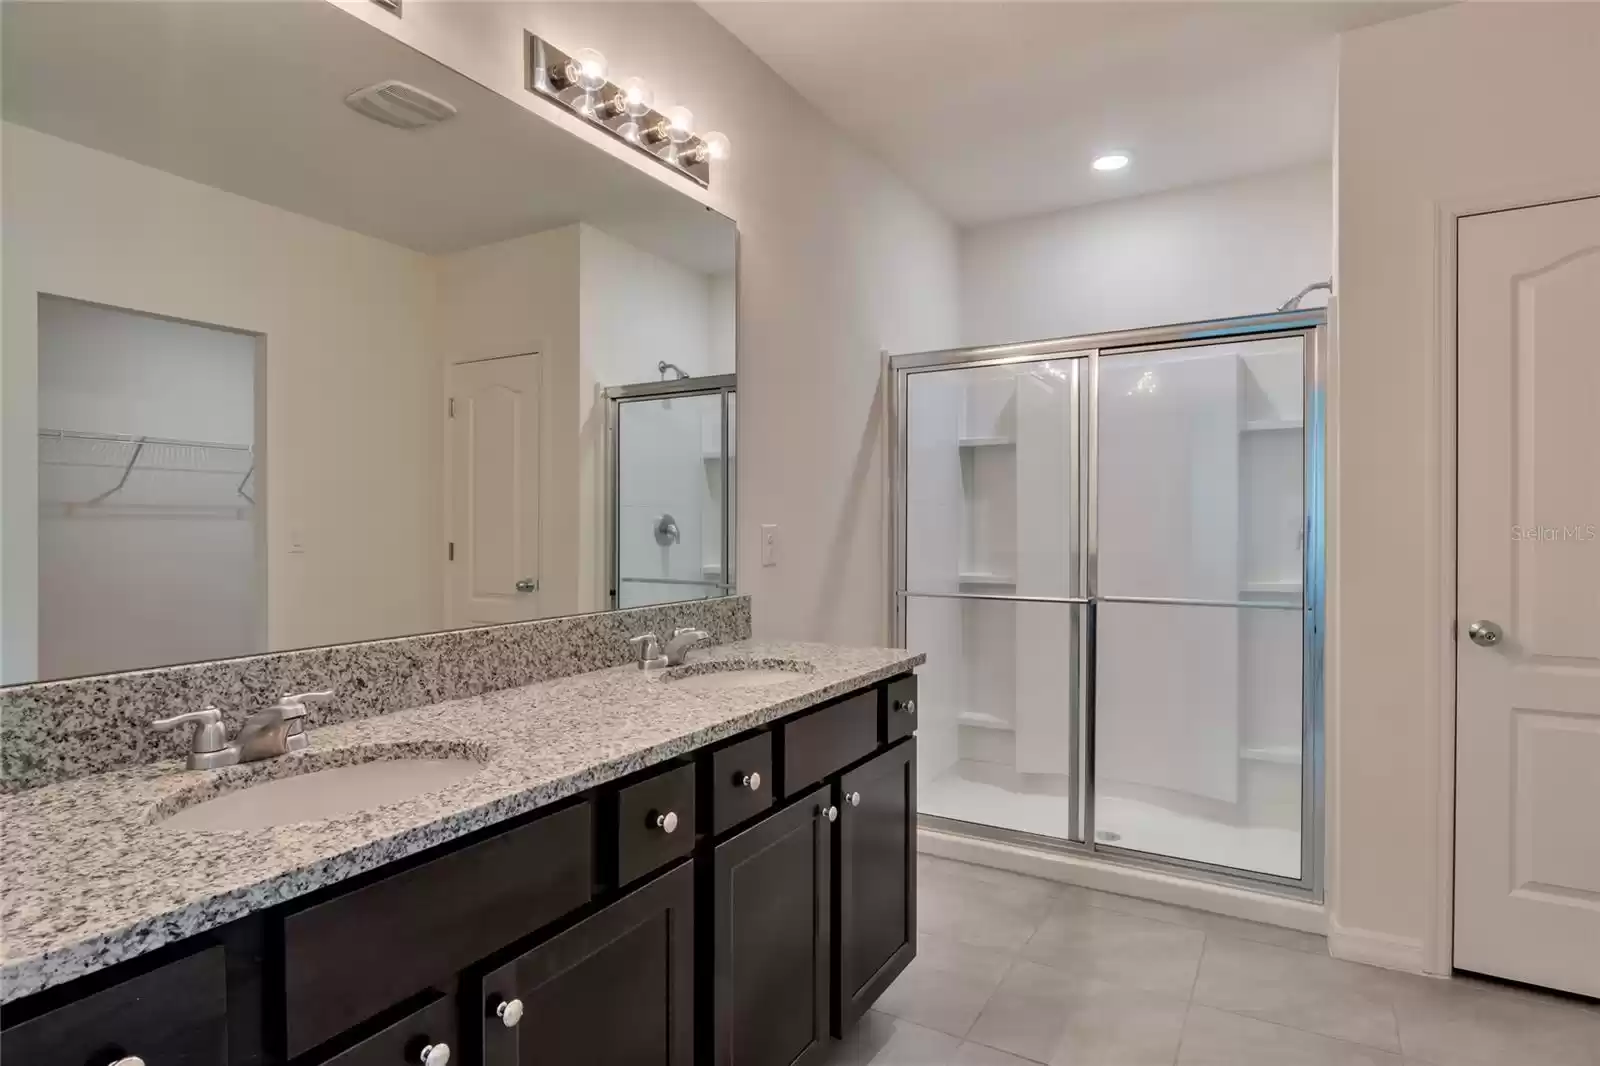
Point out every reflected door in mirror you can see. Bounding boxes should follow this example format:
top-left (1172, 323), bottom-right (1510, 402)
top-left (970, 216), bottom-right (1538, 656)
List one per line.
top-left (448, 355), bottom-right (541, 627)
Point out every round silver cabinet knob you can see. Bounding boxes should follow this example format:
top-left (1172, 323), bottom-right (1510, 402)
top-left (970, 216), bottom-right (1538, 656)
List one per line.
top-left (495, 997), bottom-right (524, 1028)
top-left (109, 1058), bottom-right (146, 1066)
top-left (419, 1044), bottom-right (451, 1066)
top-left (514, 578), bottom-right (539, 593)
top-left (738, 771), bottom-right (762, 791)
top-left (1467, 619), bottom-right (1504, 647)
top-left (820, 805), bottom-right (838, 823)
top-left (897, 699), bottom-right (916, 715)
top-left (653, 810), bottom-right (679, 834)
top-left (847, 791), bottom-right (861, 807)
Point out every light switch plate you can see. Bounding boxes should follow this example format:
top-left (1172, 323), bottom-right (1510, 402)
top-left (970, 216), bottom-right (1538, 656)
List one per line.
top-left (760, 524), bottom-right (779, 567)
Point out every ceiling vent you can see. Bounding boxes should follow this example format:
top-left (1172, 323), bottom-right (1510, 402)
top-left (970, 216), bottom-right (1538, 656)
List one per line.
top-left (344, 80), bottom-right (457, 130)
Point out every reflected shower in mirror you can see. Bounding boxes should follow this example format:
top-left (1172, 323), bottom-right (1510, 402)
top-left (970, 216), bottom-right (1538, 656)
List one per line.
top-left (1, 1), bottom-right (736, 684)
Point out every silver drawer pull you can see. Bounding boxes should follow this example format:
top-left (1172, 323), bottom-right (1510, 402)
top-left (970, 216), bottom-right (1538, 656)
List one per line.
top-left (895, 698), bottom-right (916, 714)
top-left (109, 1058), bottom-right (146, 1066)
top-left (419, 1042), bottom-right (451, 1066)
top-left (819, 804), bottom-right (838, 823)
top-left (737, 771), bottom-right (762, 791)
top-left (652, 810), bottom-right (679, 834)
top-left (495, 997), bottom-right (524, 1027)
top-left (847, 791), bottom-right (861, 807)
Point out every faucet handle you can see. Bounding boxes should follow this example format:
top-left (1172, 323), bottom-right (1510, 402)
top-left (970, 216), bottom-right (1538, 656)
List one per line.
top-left (272, 690), bottom-right (333, 719)
top-left (628, 633), bottom-right (667, 669)
top-left (151, 706), bottom-right (229, 755)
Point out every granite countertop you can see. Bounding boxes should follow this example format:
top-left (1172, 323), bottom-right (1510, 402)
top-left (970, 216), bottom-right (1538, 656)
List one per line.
top-left (0, 640), bottom-right (922, 1003)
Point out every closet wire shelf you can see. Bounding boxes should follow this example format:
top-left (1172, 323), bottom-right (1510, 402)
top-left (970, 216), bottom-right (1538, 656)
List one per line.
top-left (39, 429), bottom-right (256, 517)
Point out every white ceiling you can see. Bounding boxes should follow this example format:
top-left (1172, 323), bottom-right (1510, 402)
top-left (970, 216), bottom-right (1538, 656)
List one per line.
top-left (2, 1), bottom-right (734, 273)
top-left (702, 1), bottom-right (1436, 225)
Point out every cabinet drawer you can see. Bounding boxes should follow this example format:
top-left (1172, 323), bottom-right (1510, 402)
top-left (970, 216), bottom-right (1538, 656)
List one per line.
top-left (0, 946), bottom-right (226, 1066)
top-left (882, 675), bottom-right (918, 744)
top-left (319, 994), bottom-right (456, 1066)
top-left (280, 800), bottom-right (592, 1058)
top-left (612, 762), bottom-right (696, 886)
top-left (781, 692), bottom-right (879, 798)
top-left (707, 731), bottom-right (773, 835)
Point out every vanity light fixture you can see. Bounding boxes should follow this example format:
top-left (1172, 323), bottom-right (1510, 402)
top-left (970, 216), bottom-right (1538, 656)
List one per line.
top-left (526, 34), bottom-right (728, 187)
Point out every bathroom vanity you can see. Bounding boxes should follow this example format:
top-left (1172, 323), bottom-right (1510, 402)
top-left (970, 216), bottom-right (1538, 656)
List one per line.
top-left (0, 645), bottom-right (921, 1066)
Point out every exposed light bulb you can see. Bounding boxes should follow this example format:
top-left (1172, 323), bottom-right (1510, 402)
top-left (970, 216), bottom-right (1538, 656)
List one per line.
top-left (701, 131), bottom-right (731, 162)
top-left (618, 120), bottom-right (642, 144)
top-left (665, 105), bottom-right (694, 145)
top-left (1092, 152), bottom-right (1130, 172)
top-left (621, 77), bottom-right (654, 118)
top-left (572, 48), bottom-right (608, 93)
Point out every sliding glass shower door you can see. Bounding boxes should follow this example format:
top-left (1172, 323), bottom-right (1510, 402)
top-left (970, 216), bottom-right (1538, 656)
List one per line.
top-left (1093, 334), bottom-right (1310, 881)
top-left (898, 349), bottom-right (1090, 844)
top-left (892, 313), bottom-right (1324, 897)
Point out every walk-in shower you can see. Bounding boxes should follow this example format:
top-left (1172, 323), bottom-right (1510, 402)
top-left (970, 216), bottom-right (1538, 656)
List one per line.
top-left (889, 310), bottom-right (1325, 898)
top-left (605, 374), bottom-right (736, 609)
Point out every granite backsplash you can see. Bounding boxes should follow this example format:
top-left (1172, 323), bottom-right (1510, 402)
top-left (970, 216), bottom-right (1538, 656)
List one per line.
top-left (0, 596), bottom-right (751, 792)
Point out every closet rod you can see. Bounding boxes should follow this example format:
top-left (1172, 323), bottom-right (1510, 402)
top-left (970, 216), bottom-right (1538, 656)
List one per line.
top-left (38, 428), bottom-right (253, 452)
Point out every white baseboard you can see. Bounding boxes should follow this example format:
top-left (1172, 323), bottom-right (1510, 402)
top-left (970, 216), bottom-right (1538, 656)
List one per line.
top-left (919, 825), bottom-right (1326, 935)
top-left (1326, 920), bottom-right (1429, 974)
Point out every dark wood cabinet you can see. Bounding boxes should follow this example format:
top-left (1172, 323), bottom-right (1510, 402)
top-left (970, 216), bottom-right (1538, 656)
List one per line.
top-left (3, 672), bottom-right (919, 1066)
top-left (319, 994), bottom-right (456, 1066)
top-left (477, 860), bottom-right (695, 1066)
top-left (279, 800), bottom-right (592, 1058)
top-left (710, 783), bottom-right (834, 1066)
top-left (833, 739), bottom-right (917, 1035)
top-left (0, 946), bottom-right (227, 1066)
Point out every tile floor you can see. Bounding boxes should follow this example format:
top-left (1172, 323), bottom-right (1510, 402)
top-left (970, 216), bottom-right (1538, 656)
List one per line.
top-left (827, 856), bottom-right (1600, 1066)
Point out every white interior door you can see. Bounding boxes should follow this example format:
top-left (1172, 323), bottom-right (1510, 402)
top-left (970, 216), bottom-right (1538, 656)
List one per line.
top-left (448, 354), bottom-right (540, 627)
top-left (1455, 195), bottom-right (1600, 997)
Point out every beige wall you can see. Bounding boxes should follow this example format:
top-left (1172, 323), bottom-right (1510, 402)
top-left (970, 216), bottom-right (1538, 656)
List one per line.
top-left (1331, 1), bottom-right (1600, 971)
top-left (338, 0), bottom-right (963, 647)
top-left (961, 164), bottom-right (1332, 347)
top-left (1, 123), bottom-right (443, 678)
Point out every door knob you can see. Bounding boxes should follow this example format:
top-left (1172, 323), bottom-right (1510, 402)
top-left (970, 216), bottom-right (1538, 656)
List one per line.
top-left (652, 810), bottom-right (679, 833)
top-left (419, 1043), bottom-right (450, 1066)
top-left (846, 791), bottom-right (861, 807)
top-left (108, 1058), bottom-right (145, 1066)
top-left (737, 771), bottom-right (761, 791)
top-left (819, 805), bottom-right (838, 823)
top-left (515, 578), bottom-right (538, 592)
top-left (1467, 620), bottom-right (1504, 647)
top-left (895, 698), bottom-right (916, 715)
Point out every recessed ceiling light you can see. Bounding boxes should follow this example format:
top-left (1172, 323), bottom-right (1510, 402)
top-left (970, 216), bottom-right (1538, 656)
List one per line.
top-left (1093, 153), bottom-right (1130, 172)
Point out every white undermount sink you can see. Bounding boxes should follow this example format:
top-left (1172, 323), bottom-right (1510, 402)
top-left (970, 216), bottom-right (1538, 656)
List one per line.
top-left (158, 756), bottom-right (485, 831)
top-left (662, 658), bottom-right (815, 692)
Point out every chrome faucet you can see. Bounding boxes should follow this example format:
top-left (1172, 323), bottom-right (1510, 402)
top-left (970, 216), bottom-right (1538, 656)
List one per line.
top-left (628, 633), bottom-right (669, 670)
top-left (152, 690), bottom-right (333, 770)
top-left (662, 627), bottom-right (710, 667)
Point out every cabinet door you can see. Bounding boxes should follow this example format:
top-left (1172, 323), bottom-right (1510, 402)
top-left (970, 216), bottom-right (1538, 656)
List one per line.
top-left (712, 785), bottom-right (833, 1066)
top-left (0, 946), bottom-right (227, 1066)
top-left (479, 861), bottom-right (694, 1066)
top-left (834, 738), bottom-right (917, 1035)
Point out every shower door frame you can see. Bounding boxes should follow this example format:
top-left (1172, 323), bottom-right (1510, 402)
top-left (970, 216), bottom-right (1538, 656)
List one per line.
top-left (604, 374), bottom-right (736, 609)
top-left (889, 309), bottom-right (1327, 901)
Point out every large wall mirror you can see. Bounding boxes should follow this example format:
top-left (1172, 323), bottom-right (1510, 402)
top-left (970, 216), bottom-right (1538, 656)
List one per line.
top-left (0, 2), bottom-right (736, 685)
